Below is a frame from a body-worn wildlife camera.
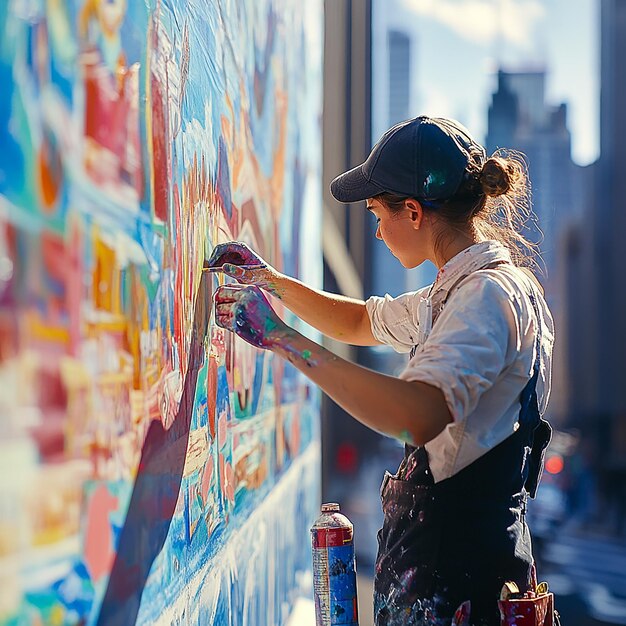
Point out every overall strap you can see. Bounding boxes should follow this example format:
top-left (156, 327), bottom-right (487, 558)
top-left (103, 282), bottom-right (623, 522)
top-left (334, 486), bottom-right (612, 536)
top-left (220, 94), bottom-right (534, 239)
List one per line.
top-left (521, 292), bottom-right (552, 499)
top-left (407, 260), bottom-right (511, 359)
top-left (437, 259), bottom-right (510, 309)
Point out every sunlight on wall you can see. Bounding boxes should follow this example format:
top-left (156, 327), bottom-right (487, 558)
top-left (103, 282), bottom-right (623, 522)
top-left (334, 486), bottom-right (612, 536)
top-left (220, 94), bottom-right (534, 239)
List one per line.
top-left (0, 0), bottom-right (322, 623)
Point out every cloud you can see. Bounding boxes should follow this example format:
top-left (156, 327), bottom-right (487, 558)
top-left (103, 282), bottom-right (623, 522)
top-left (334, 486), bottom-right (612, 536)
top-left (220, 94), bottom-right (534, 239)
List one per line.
top-left (400, 0), bottom-right (545, 48)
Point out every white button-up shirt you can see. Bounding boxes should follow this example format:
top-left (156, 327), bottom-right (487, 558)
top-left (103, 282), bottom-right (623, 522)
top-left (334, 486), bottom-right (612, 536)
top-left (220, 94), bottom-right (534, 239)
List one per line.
top-left (366, 241), bottom-right (554, 483)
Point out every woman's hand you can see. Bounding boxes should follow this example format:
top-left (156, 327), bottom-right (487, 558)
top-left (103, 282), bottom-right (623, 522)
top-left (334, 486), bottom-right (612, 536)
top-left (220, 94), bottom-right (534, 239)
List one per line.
top-left (214, 284), bottom-right (293, 350)
top-left (207, 241), bottom-right (380, 347)
top-left (206, 242), bottom-right (284, 296)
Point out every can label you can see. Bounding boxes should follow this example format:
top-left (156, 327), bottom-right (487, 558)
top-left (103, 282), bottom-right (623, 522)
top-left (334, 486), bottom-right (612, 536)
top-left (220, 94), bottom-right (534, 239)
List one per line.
top-left (312, 526), bottom-right (352, 548)
top-left (312, 527), bottom-right (358, 625)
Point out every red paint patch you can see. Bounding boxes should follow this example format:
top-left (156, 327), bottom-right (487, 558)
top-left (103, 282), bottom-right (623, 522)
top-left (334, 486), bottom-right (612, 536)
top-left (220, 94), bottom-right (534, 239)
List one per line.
top-left (84, 483), bottom-right (119, 583)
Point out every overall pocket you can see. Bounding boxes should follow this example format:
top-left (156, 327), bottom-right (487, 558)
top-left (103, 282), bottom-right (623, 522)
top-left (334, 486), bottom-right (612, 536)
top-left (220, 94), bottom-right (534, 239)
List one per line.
top-left (377, 473), bottom-right (439, 575)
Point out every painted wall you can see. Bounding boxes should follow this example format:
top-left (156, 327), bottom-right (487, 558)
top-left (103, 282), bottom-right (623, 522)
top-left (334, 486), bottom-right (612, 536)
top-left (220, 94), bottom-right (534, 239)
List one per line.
top-left (0, 0), bottom-right (322, 624)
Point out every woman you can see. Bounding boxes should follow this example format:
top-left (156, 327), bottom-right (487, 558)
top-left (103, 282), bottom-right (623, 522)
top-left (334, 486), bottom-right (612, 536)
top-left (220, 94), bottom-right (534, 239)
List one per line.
top-left (207, 115), bottom-right (554, 626)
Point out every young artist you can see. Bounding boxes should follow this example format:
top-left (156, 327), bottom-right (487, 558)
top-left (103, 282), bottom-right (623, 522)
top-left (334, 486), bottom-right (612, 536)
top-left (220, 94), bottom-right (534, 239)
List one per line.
top-left (207, 116), bottom-right (554, 626)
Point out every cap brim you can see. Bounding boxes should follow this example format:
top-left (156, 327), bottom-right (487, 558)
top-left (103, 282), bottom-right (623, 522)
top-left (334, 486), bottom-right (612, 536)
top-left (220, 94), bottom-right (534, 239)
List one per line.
top-left (330, 164), bottom-right (385, 203)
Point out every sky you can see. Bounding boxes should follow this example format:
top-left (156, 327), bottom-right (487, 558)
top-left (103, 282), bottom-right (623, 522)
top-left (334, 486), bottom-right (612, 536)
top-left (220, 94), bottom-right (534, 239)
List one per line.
top-left (393, 0), bottom-right (599, 166)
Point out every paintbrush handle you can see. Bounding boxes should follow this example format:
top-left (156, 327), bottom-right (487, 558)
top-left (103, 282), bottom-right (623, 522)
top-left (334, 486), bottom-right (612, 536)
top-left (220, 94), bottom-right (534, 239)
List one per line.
top-left (202, 264), bottom-right (265, 272)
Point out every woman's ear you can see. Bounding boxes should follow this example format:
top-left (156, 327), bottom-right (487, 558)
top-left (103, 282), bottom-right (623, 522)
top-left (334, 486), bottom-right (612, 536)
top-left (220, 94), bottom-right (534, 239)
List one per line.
top-left (405, 199), bottom-right (423, 230)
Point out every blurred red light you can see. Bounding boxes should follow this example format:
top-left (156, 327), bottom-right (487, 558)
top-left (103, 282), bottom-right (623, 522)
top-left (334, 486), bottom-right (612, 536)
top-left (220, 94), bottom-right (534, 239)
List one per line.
top-left (545, 454), bottom-right (564, 474)
top-left (336, 442), bottom-right (358, 474)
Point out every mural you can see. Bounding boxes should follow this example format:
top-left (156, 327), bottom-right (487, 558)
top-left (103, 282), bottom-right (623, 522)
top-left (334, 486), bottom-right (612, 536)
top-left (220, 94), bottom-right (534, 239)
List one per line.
top-left (0, 0), bottom-right (323, 624)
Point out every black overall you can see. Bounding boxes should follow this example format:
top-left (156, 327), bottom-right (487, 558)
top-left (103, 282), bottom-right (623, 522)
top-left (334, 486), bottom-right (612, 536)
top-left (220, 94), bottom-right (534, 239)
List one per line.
top-left (374, 293), bottom-right (552, 626)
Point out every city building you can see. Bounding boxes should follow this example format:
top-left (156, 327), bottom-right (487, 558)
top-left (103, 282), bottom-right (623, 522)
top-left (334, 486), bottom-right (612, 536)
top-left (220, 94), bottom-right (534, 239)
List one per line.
top-left (594, 0), bottom-right (626, 425)
top-left (486, 68), bottom-right (586, 423)
top-left (566, 0), bottom-right (626, 531)
top-left (486, 69), bottom-right (585, 283)
top-left (563, 0), bottom-right (626, 497)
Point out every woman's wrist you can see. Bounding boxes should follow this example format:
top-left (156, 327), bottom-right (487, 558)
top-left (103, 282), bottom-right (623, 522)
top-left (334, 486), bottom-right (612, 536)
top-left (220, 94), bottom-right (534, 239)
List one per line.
top-left (270, 328), bottom-right (320, 367)
top-left (265, 271), bottom-right (289, 298)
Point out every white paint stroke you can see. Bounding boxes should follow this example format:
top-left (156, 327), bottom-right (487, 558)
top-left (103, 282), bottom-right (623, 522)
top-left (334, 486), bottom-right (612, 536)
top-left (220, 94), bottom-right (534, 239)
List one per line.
top-left (137, 441), bottom-right (321, 625)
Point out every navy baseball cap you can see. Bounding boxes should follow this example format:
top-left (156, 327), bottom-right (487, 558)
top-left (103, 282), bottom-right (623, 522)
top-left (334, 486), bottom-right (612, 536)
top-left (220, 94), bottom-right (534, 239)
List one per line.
top-left (330, 116), bottom-right (487, 204)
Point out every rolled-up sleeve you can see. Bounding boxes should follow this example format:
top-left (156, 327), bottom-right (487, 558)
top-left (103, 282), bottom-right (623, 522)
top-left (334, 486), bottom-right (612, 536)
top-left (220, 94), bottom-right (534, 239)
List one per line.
top-left (365, 287), bottom-right (430, 353)
top-left (400, 277), bottom-right (516, 422)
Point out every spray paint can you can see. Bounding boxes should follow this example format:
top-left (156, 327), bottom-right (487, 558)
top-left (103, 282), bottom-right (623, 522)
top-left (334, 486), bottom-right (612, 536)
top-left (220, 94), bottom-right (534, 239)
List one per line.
top-left (311, 503), bottom-right (359, 626)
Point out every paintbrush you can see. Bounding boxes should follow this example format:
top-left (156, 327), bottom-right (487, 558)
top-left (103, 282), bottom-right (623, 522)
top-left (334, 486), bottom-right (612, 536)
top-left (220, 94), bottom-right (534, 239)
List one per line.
top-left (202, 264), bottom-right (265, 272)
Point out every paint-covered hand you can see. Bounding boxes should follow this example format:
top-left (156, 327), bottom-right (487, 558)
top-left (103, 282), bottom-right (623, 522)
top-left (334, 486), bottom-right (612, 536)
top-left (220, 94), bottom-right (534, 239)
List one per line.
top-left (206, 241), bottom-right (283, 296)
top-left (214, 284), bottom-right (292, 350)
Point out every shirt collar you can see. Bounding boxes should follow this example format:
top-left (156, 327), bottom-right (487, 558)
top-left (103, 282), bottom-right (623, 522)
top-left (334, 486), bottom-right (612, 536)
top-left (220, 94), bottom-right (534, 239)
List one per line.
top-left (429, 240), bottom-right (513, 297)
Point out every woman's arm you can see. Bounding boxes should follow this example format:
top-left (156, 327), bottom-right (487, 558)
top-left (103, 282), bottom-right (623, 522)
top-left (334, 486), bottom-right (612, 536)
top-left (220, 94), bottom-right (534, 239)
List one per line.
top-left (214, 285), bottom-right (452, 445)
top-left (278, 328), bottom-right (452, 445)
top-left (206, 242), bottom-right (380, 346)
top-left (268, 274), bottom-right (380, 346)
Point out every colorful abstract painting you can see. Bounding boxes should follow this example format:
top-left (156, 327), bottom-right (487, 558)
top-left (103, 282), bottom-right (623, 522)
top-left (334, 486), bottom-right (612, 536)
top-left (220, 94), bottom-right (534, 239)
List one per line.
top-left (0, 0), bottom-right (322, 624)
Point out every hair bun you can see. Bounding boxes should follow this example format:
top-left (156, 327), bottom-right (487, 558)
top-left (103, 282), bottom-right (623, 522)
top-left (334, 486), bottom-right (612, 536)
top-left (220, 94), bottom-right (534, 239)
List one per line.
top-left (479, 157), bottom-right (512, 197)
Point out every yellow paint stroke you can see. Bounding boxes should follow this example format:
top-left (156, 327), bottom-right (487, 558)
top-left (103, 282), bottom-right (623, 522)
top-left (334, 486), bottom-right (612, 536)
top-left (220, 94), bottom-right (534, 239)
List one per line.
top-left (92, 227), bottom-right (120, 314)
top-left (126, 265), bottom-right (152, 389)
top-left (84, 319), bottom-right (127, 335)
top-left (25, 310), bottom-right (70, 344)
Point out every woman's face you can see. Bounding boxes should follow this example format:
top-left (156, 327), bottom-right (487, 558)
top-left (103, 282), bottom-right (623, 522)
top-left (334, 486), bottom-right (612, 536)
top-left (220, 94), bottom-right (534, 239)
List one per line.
top-left (366, 198), bottom-right (427, 268)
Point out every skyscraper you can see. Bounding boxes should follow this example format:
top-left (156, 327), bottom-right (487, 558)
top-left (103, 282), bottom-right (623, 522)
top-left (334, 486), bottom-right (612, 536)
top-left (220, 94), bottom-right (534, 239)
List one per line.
top-left (388, 30), bottom-right (411, 128)
top-left (557, 0), bottom-right (626, 533)
top-left (583, 0), bottom-right (626, 472)
top-left (596, 0), bottom-right (626, 419)
top-left (564, 0), bottom-right (626, 438)
top-left (486, 70), bottom-right (584, 279)
top-left (486, 69), bottom-right (586, 423)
